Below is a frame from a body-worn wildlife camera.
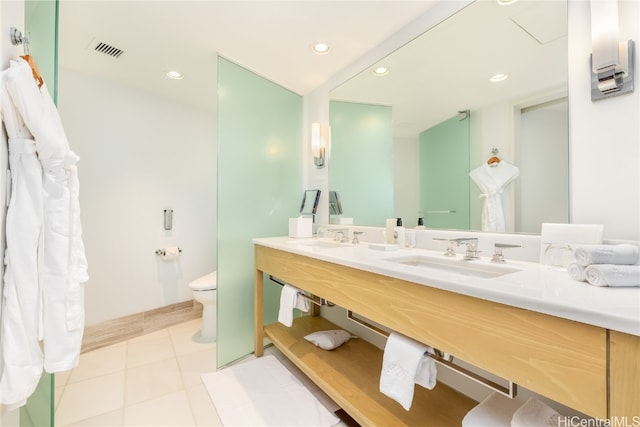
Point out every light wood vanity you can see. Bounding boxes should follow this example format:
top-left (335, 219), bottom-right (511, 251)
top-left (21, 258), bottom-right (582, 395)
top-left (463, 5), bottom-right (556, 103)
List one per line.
top-left (253, 241), bottom-right (639, 426)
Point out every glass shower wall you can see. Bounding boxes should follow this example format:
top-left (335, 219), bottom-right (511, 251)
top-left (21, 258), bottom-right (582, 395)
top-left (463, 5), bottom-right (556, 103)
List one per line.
top-left (20, 1), bottom-right (59, 426)
top-left (217, 57), bottom-right (303, 367)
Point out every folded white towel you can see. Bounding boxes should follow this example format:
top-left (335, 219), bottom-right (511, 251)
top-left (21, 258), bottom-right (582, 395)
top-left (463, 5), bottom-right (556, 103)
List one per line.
top-left (462, 392), bottom-right (524, 427)
top-left (379, 332), bottom-right (435, 410)
top-left (278, 284), bottom-right (304, 327)
top-left (567, 262), bottom-right (587, 282)
top-left (584, 264), bottom-right (640, 287)
top-left (511, 397), bottom-right (560, 427)
top-left (574, 244), bottom-right (639, 266)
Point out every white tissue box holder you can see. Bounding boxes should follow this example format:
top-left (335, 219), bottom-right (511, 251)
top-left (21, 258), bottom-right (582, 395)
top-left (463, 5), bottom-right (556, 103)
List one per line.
top-left (289, 217), bottom-right (313, 238)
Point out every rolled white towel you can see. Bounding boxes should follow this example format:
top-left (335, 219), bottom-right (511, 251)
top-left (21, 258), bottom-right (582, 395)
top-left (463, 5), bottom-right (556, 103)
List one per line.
top-left (511, 397), bottom-right (560, 427)
top-left (584, 264), bottom-right (640, 287)
top-left (574, 244), bottom-right (639, 266)
top-left (567, 262), bottom-right (587, 282)
top-left (462, 392), bottom-right (524, 427)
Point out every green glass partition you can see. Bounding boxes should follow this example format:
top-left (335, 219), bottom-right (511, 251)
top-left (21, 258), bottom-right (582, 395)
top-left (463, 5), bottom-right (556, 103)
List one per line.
top-left (419, 114), bottom-right (470, 229)
top-left (21, 1), bottom-right (59, 426)
top-left (217, 57), bottom-right (302, 367)
top-left (329, 101), bottom-right (393, 225)
top-left (24, 0), bottom-right (58, 101)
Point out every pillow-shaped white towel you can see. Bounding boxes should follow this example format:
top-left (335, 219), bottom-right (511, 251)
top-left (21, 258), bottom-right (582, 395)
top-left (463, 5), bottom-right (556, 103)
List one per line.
top-left (304, 330), bottom-right (355, 350)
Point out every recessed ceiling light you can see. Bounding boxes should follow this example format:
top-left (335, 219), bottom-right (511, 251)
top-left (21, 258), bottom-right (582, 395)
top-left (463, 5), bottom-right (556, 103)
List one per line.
top-left (166, 71), bottom-right (184, 80)
top-left (372, 66), bottom-right (389, 76)
top-left (489, 73), bottom-right (509, 83)
top-left (312, 42), bottom-right (330, 55)
top-left (496, 0), bottom-right (519, 5)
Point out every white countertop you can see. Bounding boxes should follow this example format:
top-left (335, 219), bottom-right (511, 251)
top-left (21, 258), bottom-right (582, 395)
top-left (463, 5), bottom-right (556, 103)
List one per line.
top-left (254, 236), bottom-right (640, 336)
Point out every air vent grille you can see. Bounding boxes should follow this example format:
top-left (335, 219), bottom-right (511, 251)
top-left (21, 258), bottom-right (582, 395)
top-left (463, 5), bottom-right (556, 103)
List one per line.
top-left (94, 42), bottom-right (124, 58)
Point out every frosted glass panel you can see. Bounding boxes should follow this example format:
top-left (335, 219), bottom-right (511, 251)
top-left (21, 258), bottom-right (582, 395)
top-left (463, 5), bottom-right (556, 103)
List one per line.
top-left (21, 1), bottom-right (58, 426)
top-left (419, 115), bottom-right (470, 229)
top-left (329, 101), bottom-right (393, 225)
top-left (24, 0), bottom-right (58, 101)
top-left (217, 57), bottom-right (302, 367)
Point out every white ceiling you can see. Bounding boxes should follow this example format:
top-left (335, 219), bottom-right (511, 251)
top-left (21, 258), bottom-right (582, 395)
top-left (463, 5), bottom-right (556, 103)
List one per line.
top-left (58, 1), bottom-right (440, 112)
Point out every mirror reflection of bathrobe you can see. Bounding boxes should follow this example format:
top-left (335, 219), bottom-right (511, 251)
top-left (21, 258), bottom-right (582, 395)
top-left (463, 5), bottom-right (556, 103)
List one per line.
top-left (469, 160), bottom-right (520, 232)
top-left (0, 58), bottom-right (88, 407)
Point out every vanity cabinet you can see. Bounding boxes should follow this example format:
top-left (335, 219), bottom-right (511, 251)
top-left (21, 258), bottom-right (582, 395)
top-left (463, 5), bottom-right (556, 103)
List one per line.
top-left (253, 244), bottom-right (638, 425)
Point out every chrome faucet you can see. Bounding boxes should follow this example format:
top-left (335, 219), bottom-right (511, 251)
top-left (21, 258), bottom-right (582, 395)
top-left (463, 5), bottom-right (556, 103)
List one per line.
top-left (329, 228), bottom-right (349, 243)
top-left (491, 243), bottom-right (522, 263)
top-left (452, 238), bottom-right (481, 260)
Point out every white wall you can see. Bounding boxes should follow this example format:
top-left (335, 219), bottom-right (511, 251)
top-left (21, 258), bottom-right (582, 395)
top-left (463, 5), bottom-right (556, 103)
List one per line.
top-left (58, 68), bottom-right (217, 325)
top-left (569, 0), bottom-right (639, 240)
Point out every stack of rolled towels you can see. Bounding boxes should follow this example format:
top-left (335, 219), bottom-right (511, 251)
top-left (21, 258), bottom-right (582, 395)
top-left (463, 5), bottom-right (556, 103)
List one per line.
top-left (567, 244), bottom-right (640, 287)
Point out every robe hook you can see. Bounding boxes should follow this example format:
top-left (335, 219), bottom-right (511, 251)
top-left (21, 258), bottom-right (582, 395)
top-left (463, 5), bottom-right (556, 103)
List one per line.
top-left (10, 27), bottom-right (30, 53)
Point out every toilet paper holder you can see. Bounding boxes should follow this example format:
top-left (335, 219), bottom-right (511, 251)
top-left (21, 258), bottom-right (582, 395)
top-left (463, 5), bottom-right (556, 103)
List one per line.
top-left (155, 247), bottom-right (182, 256)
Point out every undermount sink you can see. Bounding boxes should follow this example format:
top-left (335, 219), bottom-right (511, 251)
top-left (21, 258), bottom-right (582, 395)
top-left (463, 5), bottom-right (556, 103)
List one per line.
top-left (385, 254), bottom-right (522, 278)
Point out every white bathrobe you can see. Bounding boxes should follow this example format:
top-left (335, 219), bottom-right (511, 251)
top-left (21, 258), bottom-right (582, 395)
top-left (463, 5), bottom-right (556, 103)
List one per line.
top-left (5, 58), bottom-right (89, 373)
top-left (469, 160), bottom-right (519, 232)
top-left (0, 61), bottom-right (45, 409)
top-left (0, 58), bottom-right (88, 407)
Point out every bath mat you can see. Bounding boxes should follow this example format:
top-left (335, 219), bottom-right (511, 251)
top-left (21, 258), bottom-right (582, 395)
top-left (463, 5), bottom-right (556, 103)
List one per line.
top-left (202, 355), bottom-right (340, 426)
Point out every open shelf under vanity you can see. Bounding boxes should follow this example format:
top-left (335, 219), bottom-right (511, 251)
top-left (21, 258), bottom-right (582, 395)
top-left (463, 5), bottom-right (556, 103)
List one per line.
top-left (264, 315), bottom-right (476, 426)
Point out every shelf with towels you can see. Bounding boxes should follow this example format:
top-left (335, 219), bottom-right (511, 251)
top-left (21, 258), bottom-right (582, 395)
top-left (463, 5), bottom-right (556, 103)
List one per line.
top-left (264, 315), bottom-right (476, 426)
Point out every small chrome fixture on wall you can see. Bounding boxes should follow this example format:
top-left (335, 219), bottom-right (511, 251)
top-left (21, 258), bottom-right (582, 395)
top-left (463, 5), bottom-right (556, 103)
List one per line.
top-left (164, 209), bottom-right (173, 230)
top-left (311, 122), bottom-right (329, 168)
top-left (590, 0), bottom-right (635, 101)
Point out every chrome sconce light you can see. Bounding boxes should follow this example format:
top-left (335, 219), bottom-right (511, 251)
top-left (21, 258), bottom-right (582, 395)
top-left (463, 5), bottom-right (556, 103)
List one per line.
top-left (590, 0), bottom-right (634, 101)
top-left (311, 122), bottom-right (329, 168)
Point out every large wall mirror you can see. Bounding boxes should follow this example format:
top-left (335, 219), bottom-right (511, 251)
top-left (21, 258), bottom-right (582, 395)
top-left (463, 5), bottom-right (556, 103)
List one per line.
top-left (329, 0), bottom-right (568, 234)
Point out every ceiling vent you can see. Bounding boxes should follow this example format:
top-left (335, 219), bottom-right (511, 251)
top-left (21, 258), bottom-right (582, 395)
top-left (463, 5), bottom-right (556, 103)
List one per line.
top-left (93, 42), bottom-right (124, 58)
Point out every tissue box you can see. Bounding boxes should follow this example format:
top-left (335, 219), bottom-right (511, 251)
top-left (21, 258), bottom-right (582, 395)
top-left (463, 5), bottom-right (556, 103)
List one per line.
top-left (289, 217), bottom-right (312, 238)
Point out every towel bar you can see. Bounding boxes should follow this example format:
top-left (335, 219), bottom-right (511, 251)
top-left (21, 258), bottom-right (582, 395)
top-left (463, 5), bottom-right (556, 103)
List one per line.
top-left (346, 310), bottom-right (518, 399)
top-left (269, 276), bottom-right (335, 307)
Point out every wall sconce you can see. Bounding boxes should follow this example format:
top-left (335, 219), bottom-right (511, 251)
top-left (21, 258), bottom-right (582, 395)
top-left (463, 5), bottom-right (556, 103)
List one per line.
top-left (311, 122), bottom-right (329, 168)
top-left (590, 0), bottom-right (634, 101)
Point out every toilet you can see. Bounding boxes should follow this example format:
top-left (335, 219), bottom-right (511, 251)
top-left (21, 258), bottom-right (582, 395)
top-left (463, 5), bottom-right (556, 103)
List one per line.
top-left (189, 271), bottom-right (217, 343)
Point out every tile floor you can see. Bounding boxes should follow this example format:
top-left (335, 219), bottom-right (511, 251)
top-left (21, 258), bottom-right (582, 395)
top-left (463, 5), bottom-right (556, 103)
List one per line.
top-left (54, 318), bottom-right (343, 426)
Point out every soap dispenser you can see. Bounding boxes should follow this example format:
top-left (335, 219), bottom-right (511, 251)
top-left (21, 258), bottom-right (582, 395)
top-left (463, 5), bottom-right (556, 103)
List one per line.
top-left (415, 217), bottom-right (426, 230)
top-left (394, 218), bottom-right (405, 247)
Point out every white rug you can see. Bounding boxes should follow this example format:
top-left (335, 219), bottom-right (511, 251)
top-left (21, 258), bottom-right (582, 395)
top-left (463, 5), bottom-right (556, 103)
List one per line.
top-left (202, 355), bottom-right (340, 427)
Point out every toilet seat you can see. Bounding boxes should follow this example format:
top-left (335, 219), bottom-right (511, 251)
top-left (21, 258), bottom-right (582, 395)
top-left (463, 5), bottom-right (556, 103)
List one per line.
top-left (189, 271), bottom-right (217, 291)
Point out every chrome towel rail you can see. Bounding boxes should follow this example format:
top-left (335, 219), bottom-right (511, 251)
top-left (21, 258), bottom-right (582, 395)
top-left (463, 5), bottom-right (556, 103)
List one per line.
top-left (346, 310), bottom-right (517, 399)
top-left (269, 276), bottom-right (335, 307)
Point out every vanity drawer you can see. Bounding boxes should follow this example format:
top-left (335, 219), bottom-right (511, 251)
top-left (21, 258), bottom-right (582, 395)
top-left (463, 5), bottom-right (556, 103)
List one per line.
top-left (256, 246), bottom-right (608, 418)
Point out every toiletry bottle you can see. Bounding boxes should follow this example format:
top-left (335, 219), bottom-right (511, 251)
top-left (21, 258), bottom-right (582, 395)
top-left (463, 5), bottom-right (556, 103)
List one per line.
top-left (394, 218), bottom-right (405, 247)
top-left (415, 217), bottom-right (426, 230)
top-left (386, 218), bottom-right (396, 244)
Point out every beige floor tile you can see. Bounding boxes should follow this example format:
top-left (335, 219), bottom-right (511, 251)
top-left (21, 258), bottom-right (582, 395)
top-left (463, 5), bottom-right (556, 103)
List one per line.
top-left (168, 318), bottom-right (216, 356)
top-left (186, 384), bottom-right (223, 427)
top-left (125, 358), bottom-right (184, 406)
top-left (65, 409), bottom-right (123, 427)
top-left (123, 390), bottom-right (196, 426)
top-left (68, 342), bottom-right (126, 384)
top-left (126, 332), bottom-right (175, 368)
top-left (55, 371), bottom-right (125, 426)
top-left (177, 348), bottom-right (217, 387)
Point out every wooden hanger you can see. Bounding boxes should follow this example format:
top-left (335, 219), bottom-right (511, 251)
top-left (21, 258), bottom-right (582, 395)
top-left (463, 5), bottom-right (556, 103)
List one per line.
top-left (21, 54), bottom-right (44, 88)
top-left (487, 156), bottom-right (501, 166)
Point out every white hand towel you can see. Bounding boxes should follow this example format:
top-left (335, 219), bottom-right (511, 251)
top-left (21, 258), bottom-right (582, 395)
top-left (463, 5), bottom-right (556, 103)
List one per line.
top-left (462, 392), bottom-right (524, 427)
top-left (567, 262), bottom-right (587, 282)
top-left (414, 354), bottom-right (437, 390)
top-left (584, 264), bottom-right (640, 287)
top-left (294, 292), bottom-right (309, 313)
top-left (511, 397), bottom-right (560, 427)
top-left (278, 284), bottom-right (301, 327)
top-left (379, 332), bottom-right (431, 410)
top-left (574, 244), bottom-right (639, 266)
